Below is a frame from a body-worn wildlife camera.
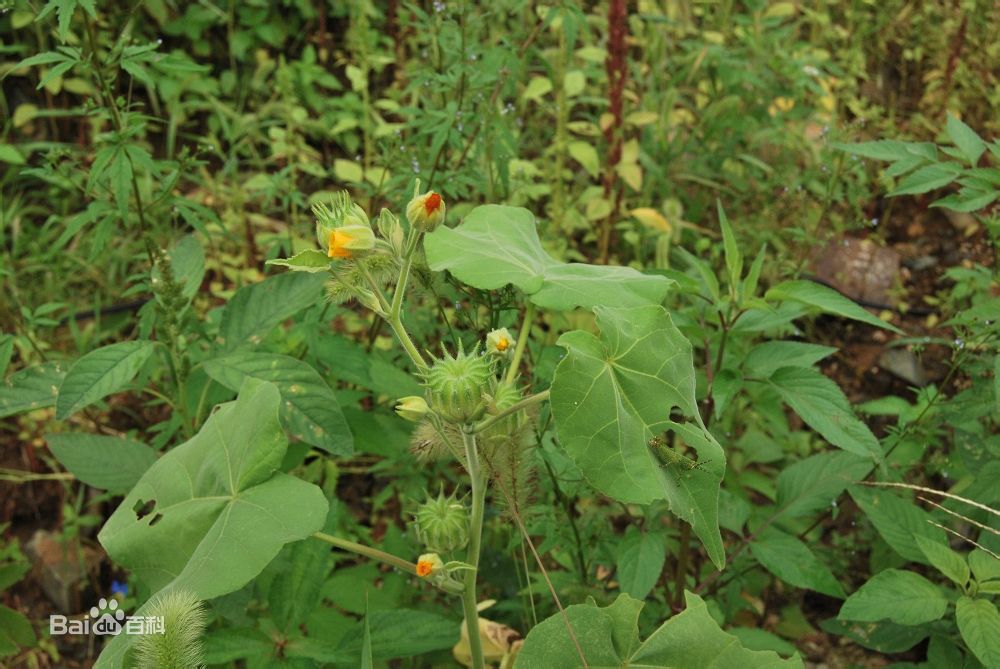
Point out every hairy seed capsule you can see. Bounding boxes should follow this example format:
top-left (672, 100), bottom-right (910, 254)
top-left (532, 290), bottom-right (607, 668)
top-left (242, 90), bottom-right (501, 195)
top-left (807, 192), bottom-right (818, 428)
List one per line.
top-left (414, 490), bottom-right (469, 553)
top-left (423, 345), bottom-right (493, 423)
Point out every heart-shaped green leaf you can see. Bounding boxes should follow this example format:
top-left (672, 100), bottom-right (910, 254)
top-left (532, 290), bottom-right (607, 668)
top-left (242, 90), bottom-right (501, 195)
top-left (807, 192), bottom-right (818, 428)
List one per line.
top-left (95, 379), bottom-right (328, 667)
top-left (425, 205), bottom-right (673, 311)
top-left (550, 305), bottom-right (725, 568)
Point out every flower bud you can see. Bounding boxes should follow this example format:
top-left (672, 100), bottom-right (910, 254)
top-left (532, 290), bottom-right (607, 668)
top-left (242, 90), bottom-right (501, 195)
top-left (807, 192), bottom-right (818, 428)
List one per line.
top-left (327, 224), bottom-right (375, 259)
top-left (395, 395), bottom-right (430, 422)
top-left (356, 288), bottom-right (385, 316)
top-left (376, 208), bottom-right (405, 256)
top-left (423, 345), bottom-right (493, 423)
top-left (485, 328), bottom-right (514, 357)
top-left (313, 192), bottom-right (374, 258)
top-left (406, 189), bottom-right (446, 232)
top-left (414, 490), bottom-right (469, 553)
top-left (415, 553), bottom-right (445, 578)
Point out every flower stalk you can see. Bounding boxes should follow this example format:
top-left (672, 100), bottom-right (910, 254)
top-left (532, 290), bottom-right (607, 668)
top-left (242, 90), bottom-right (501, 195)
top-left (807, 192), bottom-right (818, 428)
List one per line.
top-left (313, 532), bottom-right (465, 596)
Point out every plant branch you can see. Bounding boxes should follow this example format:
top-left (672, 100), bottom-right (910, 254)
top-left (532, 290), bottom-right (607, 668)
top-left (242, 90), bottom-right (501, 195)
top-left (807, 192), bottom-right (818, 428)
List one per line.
top-left (473, 389), bottom-right (550, 434)
top-left (504, 301), bottom-right (535, 385)
top-left (313, 532), bottom-right (464, 595)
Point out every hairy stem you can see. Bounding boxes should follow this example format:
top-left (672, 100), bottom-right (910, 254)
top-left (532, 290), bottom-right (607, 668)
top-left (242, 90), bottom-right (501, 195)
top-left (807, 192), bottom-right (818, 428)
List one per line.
top-left (313, 532), bottom-right (464, 596)
top-left (504, 301), bottom-right (535, 385)
top-left (473, 389), bottom-right (550, 434)
top-left (460, 429), bottom-right (487, 669)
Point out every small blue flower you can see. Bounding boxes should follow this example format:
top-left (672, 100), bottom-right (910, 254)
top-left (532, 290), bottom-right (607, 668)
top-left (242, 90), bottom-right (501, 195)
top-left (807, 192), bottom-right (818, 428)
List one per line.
top-left (111, 580), bottom-right (128, 597)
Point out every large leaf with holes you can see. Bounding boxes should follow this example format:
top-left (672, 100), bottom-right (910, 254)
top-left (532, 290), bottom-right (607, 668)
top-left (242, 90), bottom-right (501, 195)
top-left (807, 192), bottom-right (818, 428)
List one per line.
top-left (204, 352), bottom-right (352, 455)
top-left (515, 592), bottom-right (802, 668)
top-left (425, 205), bottom-right (673, 310)
top-left (95, 379), bottom-right (328, 668)
top-left (550, 305), bottom-right (725, 568)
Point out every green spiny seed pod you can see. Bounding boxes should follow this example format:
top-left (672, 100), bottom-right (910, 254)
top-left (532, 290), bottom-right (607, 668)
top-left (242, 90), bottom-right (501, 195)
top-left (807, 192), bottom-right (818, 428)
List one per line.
top-left (423, 344), bottom-right (493, 423)
top-left (133, 589), bottom-right (207, 669)
top-left (414, 490), bottom-right (469, 553)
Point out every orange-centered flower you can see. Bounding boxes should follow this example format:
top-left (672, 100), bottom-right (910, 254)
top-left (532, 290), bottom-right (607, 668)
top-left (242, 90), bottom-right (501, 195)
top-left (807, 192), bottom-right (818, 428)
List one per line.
top-left (416, 560), bottom-right (434, 577)
top-left (424, 192), bottom-right (442, 215)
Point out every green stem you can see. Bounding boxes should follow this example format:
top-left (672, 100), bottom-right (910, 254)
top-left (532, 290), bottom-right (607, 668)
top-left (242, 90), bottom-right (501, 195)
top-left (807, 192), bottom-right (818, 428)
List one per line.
top-left (461, 429), bottom-right (487, 669)
top-left (357, 261), bottom-right (391, 314)
top-left (313, 532), bottom-right (464, 596)
top-left (385, 230), bottom-right (428, 370)
top-left (473, 389), bottom-right (550, 434)
top-left (504, 301), bottom-right (535, 385)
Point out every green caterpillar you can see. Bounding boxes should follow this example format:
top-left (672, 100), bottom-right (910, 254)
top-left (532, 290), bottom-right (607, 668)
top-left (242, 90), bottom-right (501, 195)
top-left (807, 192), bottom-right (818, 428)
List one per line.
top-left (648, 436), bottom-right (709, 472)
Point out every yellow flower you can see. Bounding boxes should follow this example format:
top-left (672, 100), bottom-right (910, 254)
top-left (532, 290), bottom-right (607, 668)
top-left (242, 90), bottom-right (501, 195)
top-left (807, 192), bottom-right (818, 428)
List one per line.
top-left (327, 224), bottom-right (375, 259)
top-left (406, 190), bottom-right (446, 232)
top-left (486, 328), bottom-right (514, 356)
top-left (416, 553), bottom-right (444, 578)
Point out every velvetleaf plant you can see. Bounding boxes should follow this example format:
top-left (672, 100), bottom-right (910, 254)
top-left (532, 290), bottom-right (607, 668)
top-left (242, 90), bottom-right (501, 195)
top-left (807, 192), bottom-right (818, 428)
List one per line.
top-left (265, 182), bottom-right (734, 668)
top-left (83, 183), bottom-right (814, 668)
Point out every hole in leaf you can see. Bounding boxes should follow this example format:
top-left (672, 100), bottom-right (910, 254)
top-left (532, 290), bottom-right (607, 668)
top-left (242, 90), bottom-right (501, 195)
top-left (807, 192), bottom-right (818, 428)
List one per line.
top-left (133, 499), bottom-right (156, 521)
top-left (148, 512), bottom-right (164, 527)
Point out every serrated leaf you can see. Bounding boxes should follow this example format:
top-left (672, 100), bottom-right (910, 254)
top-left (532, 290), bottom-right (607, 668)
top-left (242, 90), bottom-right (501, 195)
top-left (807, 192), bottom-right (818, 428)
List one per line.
top-left (425, 205), bottom-right (672, 311)
top-left (946, 115), bottom-right (986, 166)
top-left (969, 549), bottom-right (1000, 584)
top-left (568, 141), bottom-right (600, 178)
top-left (95, 379), bottom-right (328, 668)
top-left (956, 597), bottom-right (1000, 668)
top-left (563, 70), bottom-right (585, 97)
top-left (551, 305), bottom-right (725, 568)
top-left (219, 272), bottom-right (326, 350)
top-left (890, 162), bottom-right (963, 196)
top-left (203, 353), bottom-right (352, 455)
top-left (0, 362), bottom-right (67, 418)
top-left (333, 159), bottom-right (364, 183)
top-left (839, 569), bottom-right (947, 625)
top-left (931, 190), bottom-right (999, 213)
top-left (0, 605), bottom-right (36, 655)
top-left (616, 530), bottom-right (667, 600)
top-left (751, 528), bottom-right (846, 598)
top-left (849, 485), bottom-right (948, 565)
top-left (266, 249), bottom-right (333, 273)
top-left (517, 592), bottom-right (803, 668)
top-left (56, 341), bottom-right (155, 419)
top-left (743, 341), bottom-right (837, 378)
top-left (0, 145), bottom-right (26, 165)
top-left (770, 367), bottom-right (882, 460)
top-left (269, 538), bottom-right (333, 633)
top-left (766, 280), bottom-right (903, 333)
top-left (522, 76), bottom-right (552, 102)
top-left (916, 534), bottom-right (969, 588)
top-left (775, 451), bottom-right (873, 520)
top-left (834, 140), bottom-right (915, 162)
top-left (289, 610), bottom-right (459, 663)
top-left (717, 201), bottom-right (742, 295)
top-left (46, 433), bottom-right (157, 494)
